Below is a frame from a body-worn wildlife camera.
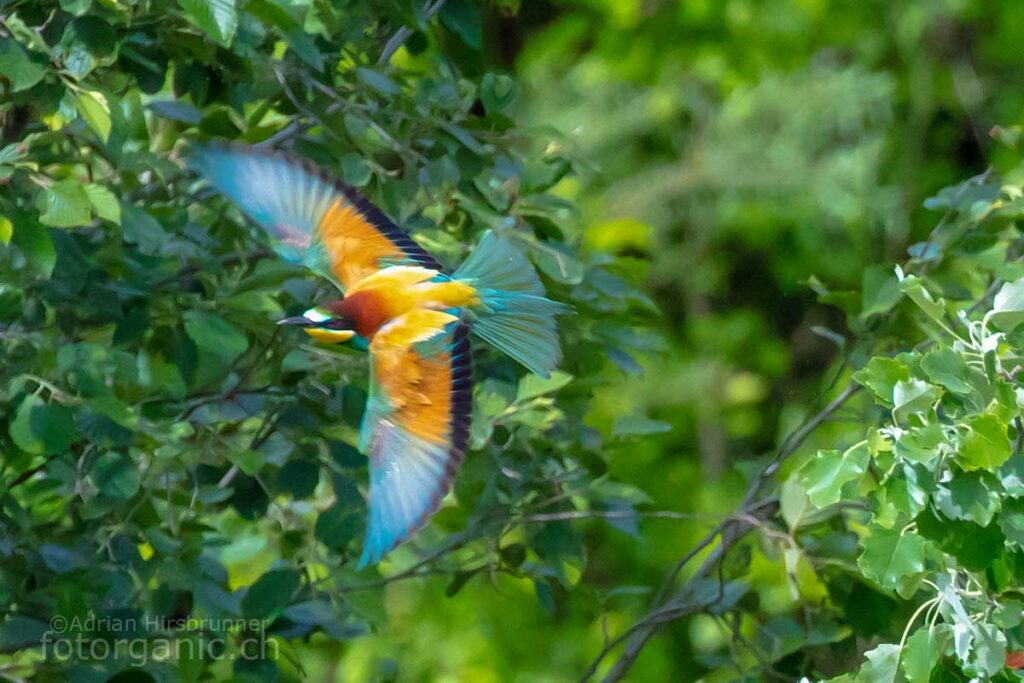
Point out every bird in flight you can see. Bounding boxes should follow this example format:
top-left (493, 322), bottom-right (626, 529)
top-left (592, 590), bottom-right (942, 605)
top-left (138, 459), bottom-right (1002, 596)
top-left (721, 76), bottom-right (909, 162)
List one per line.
top-left (189, 144), bottom-right (568, 566)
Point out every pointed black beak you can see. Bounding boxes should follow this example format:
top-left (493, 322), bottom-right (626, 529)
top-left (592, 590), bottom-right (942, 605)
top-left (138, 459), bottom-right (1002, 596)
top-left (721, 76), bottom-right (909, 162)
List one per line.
top-left (277, 316), bottom-right (313, 327)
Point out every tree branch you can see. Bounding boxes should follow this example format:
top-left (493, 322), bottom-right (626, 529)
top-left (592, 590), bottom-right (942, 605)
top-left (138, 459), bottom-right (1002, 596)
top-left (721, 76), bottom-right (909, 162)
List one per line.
top-left (377, 0), bottom-right (450, 65)
top-left (582, 382), bottom-right (861, 682)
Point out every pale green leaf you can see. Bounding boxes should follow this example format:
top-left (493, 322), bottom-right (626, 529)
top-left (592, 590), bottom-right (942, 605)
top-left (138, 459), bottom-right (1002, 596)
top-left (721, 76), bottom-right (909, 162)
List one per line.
top-left (990, 277), bottom-right (1024, 331)
top-left (37, 180), bottom-right (92, 227)
top-left (179, 0), bottom-right (238, 45)
top-left (858, 527), bottom-right (926, 591)
top-left (516, 370), bottom-right (573, 402)
top-left (892, 379), bottom-right (940, 423)
top-left (84, 183), bottom-right (121, 224)
top-left (798, 443), bottom-right (870, 508)
top-left (76, 89), bottom-right (112, 142)
top-left (920, 348), bottom-right (972, 394)
top-left (853, 357), bottom-right (910, 407)
top-left (900, 274), bottom-right (947, 324)
top-left (902, 628), bottom-right (940, 683)
top-left (855, 643), bottom-right (902, 683)
top-left (959, 413), bottom-right (1012, 471)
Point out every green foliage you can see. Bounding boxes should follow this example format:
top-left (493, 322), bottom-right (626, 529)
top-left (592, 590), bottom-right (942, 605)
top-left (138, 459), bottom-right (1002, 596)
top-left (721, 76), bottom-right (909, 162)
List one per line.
top-left (9, 0), bottom-right (1024, 680)
top-left (774, 165), bottom-right (1024, 679)
top-left (0, 1), bottom-right (656, 680)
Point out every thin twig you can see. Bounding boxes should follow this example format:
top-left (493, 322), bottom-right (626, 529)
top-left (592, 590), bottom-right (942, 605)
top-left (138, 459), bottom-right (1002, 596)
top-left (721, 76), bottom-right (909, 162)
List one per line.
top-left (377, 0), bottom-right (450, 65)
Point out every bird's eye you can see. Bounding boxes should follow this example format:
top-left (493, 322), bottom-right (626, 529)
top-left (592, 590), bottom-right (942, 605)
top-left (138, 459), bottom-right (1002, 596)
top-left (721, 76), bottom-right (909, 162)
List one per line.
top-left (324, 318), bottom-right (352, 330)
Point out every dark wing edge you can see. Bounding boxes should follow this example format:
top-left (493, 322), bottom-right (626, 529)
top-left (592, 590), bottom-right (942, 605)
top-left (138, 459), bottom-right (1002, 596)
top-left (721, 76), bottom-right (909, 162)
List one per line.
top-left (190, 141), bottom-right (444, 272)
top-left (357, 321), bottom-right (472, 566)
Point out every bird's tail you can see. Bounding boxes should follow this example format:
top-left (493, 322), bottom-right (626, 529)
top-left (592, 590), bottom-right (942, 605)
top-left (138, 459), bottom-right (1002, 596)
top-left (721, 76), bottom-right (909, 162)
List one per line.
top-left (453, 231), bottom-right (570, 377)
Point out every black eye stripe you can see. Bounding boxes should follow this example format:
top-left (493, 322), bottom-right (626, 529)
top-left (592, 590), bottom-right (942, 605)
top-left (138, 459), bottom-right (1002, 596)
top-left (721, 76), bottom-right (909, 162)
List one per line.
top-left (324, 318), bottom-right (353, 330)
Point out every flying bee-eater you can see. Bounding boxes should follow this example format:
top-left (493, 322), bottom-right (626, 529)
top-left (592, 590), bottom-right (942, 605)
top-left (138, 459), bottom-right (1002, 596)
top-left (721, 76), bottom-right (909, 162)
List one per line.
top-left (188, 144), bottom-right (568, 566)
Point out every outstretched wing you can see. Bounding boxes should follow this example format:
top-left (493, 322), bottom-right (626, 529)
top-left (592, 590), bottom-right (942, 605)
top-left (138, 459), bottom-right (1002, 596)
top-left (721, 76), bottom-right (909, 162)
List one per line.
top-left (358, 310), bottom-right (472, 566)
top-left (189, 143), bottom-right (441, 291)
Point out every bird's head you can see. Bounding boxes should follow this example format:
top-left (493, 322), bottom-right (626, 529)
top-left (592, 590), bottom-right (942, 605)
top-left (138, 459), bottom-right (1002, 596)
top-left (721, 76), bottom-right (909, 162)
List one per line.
top-left (277, 306), bottom-right (359, 346)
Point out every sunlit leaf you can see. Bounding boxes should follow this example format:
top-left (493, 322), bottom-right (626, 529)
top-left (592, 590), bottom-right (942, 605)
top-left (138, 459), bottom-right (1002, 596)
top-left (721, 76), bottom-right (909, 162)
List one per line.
top-left (38, 180), bottom-right (92, 227)
top-left (798, 443), bottom-right (870, 508)
top-left (75, 89), bottom-right (112, 142)
top-left (179, 0), bottom-right (238, 45)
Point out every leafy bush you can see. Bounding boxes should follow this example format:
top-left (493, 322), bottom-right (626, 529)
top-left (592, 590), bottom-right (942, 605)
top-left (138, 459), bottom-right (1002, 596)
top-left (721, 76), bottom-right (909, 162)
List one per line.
top-left (0, 1), bottom-right (656, 679)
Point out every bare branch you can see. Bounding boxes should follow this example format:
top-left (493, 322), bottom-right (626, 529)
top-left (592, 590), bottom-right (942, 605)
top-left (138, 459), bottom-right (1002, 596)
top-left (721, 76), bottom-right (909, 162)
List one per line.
top-left (582, 382), bottom-right (861, 682)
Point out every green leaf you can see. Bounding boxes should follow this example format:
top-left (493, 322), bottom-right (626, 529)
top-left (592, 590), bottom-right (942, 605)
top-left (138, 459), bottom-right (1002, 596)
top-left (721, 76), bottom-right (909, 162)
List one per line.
top-left (0, 216), bottom-right (12, 245)
top-left (892, 379), bottom-right (940, 423)
top-left (10, 395), bottom-right (74, 455)
top-left (241, 568), bottom-right (301, 619)
top-left (93, 451), bottom-right (141, 499)
top-left (356, 67), bottom-right (400, 95)
top-left (315, 504), bottom-right (361, 551)
top-left (780, 476), bottom-right (811, 529)
top-left (340, 153), bottom-right (372, 187)
top-left (285, 29), bottom-right (323, 71)
top-left (857, 527), bottom-right (926, 591)
top-left (894, 423), bottom-right (946, 463)
top-left (902, 627), bottom-right (941, 683)
top-left (959, 413), bottom-right (1012, 471)
top-left (933, 470), bottom-right (1001, 526)
top-left (530, 239), bottom-right (585, 285)
top-left (9, 210), bottom-right (55, 277)
top-left (37, 180), bottom-right (92, 227)
top-left (900, 275), bottom-right (947, 325)
top-left (228, 449), bottom-right (263, 476)
top-left (861, 265), bottom-right (902, 317)
top-left (880, 462), bottom-right (929, 521)
top-left (179, 0), bottom-right (238, 45)
top-left (147, 100), bottom-right (202, 124)
top-left (121, 206), bottom-right (168, 254)
top-left (84, 184), bottom-right (121, 224)
top-left (965, 623), bottom-right (1006, 678)
top-left (0, 616), bottom-right (48, 651)
top-left (9, 395), bottom-right (44, 454)
top-left (61, 16), bottom-right (117, 79)
top-left (916, 508), bottom-right (1004, 572)
top-left (999, 497), bottom-right (1024, 547)
top-left (481, 73), bottom-right (516, 115)
top-left (440, 0), bottom-right (482, 50)
top-left (797, 443), bottom-right (870, 508)
top-left (40, 543), bottom-right (86, 573)
top-left (855, 643), bottom-right (902, 683)
top-left (75, 89), bottom-right (112, 142)
top-left (990, 277), bottom-right (1024, 330)
top-left (278, 459), bottom-right (319, 499)
top-left (516, 370), bottom-right (573, 402)
top-left (183, 310), bottom-right (249, 363)
top-left (853, 357), bottom-right (910, 407)
top-left (439, 121), bottom-right (486, 155)
top-left (920, 348), bottom-right (972, 394)
top-left (0, 38), bottom-right (46, 91)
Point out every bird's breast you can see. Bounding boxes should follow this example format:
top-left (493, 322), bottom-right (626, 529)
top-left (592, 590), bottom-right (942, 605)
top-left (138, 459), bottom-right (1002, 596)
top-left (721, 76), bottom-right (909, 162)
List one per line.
top-left (333, 277), bottom-right (478, 339)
